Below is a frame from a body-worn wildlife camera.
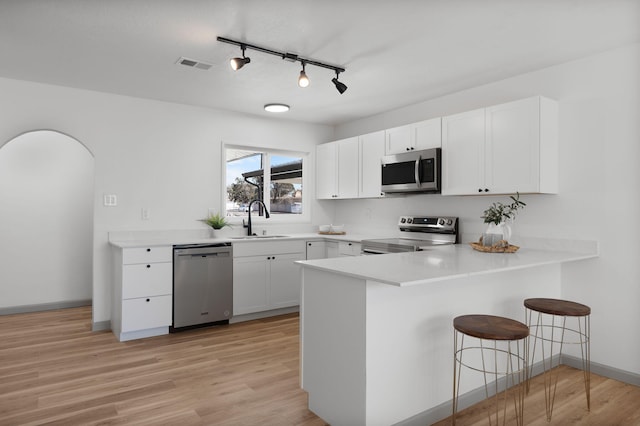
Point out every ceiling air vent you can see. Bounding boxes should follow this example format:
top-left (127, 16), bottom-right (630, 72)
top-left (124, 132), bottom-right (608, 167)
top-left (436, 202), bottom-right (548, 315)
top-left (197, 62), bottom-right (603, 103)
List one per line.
top-left (176, 57), bottom-right (213, 70)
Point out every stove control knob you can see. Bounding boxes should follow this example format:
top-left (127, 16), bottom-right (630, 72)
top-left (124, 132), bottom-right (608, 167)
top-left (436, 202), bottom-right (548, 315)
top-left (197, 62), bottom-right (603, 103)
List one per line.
top-left (407, 218), bottom-right (413, 224)
top-left (438, 218), bottom-right (445, 226)
top-left (400, 217), bottom-right (406, 223)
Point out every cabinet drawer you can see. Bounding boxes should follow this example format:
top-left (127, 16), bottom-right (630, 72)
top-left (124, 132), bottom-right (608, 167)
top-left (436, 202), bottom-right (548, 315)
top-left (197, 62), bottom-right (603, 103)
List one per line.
top-left (121, 295), bottom-right (172, 332)
top-left (122, 262), bottom-right (172, 299)
top-left (339, 241), bottom-right (362, 256)
top-left (122, 246), bottom-right (172, 264)
top-left (233, 240), bottom-right (306, 257)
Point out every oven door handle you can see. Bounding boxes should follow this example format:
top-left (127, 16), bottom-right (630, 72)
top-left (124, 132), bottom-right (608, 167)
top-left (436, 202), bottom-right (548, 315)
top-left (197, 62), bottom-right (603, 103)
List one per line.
top-left (414, 155), bottom-right (421, 187)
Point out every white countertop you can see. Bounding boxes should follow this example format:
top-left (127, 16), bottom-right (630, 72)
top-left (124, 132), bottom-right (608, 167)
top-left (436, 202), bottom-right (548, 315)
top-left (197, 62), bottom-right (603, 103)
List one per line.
top-left (108, 231), bottom-right (380, 248)
top-left (297, 244), bottom-right (598, 287)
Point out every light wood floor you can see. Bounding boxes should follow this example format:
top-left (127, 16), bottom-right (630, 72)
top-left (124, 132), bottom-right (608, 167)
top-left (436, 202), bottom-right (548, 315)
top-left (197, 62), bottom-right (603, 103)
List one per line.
top-left (1, 307), bottom-right (639, 425)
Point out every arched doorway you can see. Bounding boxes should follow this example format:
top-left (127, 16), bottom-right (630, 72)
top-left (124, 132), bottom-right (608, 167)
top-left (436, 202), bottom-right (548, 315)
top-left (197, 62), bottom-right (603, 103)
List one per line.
top-left (0, 130), bottom-right (94, 313)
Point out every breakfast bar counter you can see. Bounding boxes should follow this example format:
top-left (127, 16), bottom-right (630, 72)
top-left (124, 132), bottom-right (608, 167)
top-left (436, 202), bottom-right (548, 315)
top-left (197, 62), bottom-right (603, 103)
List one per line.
top-left (297, 242), bottom-right (598, 426)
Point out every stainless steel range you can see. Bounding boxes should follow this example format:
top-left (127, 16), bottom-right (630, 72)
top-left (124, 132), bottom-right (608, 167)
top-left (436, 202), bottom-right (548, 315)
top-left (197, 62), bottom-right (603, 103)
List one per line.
top-left (361, 216), bottom-right (458, 254)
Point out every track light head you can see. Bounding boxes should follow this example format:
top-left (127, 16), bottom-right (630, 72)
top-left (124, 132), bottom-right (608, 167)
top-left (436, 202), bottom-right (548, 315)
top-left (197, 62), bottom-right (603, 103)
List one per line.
top-left (230, 45), bottom-right (251, 70)
top-left (332, 72), bottom-right (347, 94)
top-left (298, 62), bottom-right (310, 88)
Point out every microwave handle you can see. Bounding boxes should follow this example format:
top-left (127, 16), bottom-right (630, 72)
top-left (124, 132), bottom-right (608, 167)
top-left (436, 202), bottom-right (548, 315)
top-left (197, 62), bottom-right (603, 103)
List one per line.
top-left (414, 156), bottom-right (421, 187)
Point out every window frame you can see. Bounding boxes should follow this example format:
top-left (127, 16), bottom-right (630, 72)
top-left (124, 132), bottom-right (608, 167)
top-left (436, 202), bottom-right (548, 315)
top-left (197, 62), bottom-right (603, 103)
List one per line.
top-left (221, 142), bottom-right (310, 225)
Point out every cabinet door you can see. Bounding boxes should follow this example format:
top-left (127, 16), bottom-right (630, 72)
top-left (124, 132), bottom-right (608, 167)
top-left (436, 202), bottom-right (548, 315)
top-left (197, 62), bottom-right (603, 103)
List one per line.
top-left (326, 241), bottom-right (339, 258)
top-left (413, 117), bottom-right (442, 150)
top-left (336, 137), bottom-right (359, 198)
top-left (270, 252), bottom-right (305, 309)
top-left (306, 241), bottom-right (327, 260)
top-left (338, 241), bottom-right (362, 256)
top-left (441, 108), bottom-right (486, 195)
top-left (359, 130), bottom-right (385, 198)
top-left (233, 256), bottom-right (269, 315)
top-left (485, 97), bottom-right (540, 194)
top-left (316, 142), bottom-right (337, 199)
top-left (385, 125), bottom-right (412, 155)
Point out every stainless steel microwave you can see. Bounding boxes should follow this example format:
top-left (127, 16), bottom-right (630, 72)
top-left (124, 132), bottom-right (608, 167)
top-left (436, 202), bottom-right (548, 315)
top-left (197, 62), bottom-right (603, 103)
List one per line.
top-left (381, 148), bottom-right (441, 193)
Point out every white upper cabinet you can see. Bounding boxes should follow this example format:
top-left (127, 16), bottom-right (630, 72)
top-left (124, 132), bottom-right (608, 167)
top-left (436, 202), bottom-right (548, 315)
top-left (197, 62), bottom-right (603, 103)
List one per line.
top-left (317, 133), bottom-right (384, 200)
top-left (442, 96), bottom-right (558, 195)
top-left (385, 117), bottom-right (441, 155)
top-left (337, 137), bottom-right (359, 199)
top-left (316, 137), bottom-right (359, 199)
top-left (316, 142), bottom-right (338, 199)
top-left (359, 130), bottom-right (385, 198)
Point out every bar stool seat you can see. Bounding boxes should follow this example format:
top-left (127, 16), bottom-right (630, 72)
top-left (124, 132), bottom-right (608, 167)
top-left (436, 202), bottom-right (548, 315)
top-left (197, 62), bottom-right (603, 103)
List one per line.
top-left (524, 298), bottom-right (591, 422)
top-left (453, 314), bottom-right (529, 425)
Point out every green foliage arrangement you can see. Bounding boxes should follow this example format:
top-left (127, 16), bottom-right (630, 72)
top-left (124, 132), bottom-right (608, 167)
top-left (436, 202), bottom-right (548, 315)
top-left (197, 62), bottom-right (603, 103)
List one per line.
top-left (201, 212), bottom-right (230, 230)
top-left (481, 193), bottom-right (526, 225)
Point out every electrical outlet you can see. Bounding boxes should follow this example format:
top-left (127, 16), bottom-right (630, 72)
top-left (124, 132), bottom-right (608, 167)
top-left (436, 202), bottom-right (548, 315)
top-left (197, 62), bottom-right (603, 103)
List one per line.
top-left (141, 208), bottom-right (150, 220)
top-left (103, 194), bottom-right (117, 207)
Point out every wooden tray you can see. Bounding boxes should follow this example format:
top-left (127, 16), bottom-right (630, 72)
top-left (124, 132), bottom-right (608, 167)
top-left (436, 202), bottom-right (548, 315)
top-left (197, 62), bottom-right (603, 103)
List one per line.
top-left (469, 240), bottom-right (519, 253)
top-left (318, 231), bottom-right (346, 235)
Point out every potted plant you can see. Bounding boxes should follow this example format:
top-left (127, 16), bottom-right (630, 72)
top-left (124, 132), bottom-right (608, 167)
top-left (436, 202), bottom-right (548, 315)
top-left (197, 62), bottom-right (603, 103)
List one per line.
top-left (480, 192), bottom-right (526, 246)
top-left (200, 212), bottom-right (230, 237)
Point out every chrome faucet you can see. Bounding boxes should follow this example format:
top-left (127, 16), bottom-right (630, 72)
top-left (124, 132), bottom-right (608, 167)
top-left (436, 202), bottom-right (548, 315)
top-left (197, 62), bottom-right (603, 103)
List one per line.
top-left (243, 199), bottom-right (270, 236)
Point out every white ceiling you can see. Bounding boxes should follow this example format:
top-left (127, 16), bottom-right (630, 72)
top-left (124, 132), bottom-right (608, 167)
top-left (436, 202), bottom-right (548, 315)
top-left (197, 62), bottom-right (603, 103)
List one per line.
top-left (1, 0), bottom-right (638, 125)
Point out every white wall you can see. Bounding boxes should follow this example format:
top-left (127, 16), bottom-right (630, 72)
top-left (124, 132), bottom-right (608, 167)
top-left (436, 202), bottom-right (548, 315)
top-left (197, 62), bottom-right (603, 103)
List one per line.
top-left (0, 130), bottom-right (93, 308)
top-left (334, 44), bottom-right (640, 375)
top-left (0, 77), bottom-right (334, 325)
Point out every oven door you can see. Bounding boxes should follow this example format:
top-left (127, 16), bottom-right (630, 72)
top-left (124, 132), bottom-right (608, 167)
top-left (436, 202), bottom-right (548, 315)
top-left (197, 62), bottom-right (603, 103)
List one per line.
top-left (381, 148), bottom-right (440, 193)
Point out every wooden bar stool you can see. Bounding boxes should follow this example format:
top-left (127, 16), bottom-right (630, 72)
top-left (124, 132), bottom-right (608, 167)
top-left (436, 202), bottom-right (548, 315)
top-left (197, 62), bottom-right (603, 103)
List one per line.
top-left (453, 314), bottom-right (529, 426)
top-left (524, 298), bottom-right (591, 422)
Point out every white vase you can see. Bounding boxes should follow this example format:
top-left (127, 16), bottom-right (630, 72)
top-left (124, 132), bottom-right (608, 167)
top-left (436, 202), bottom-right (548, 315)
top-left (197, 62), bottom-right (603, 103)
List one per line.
top-left (211, 228), bottom-right (222, 238)
top-left (483, 222), bottom-right (511, 246)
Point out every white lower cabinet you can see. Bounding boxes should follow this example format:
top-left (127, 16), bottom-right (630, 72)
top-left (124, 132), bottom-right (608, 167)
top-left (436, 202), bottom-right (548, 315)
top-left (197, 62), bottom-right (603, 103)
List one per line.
top-left (306, 240), bottom-right (327, 259)
top-left (112, 245), bottom-right (173, 341)
top-left (338, 241), bottom-right (362, 256)
top-left (233, 241), bottom-right (306, 316)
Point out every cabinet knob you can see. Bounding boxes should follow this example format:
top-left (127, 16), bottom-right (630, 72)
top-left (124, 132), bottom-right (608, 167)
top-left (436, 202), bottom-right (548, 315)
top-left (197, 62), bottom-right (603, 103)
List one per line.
top-left (146, 248), bottom-right (151, 252)
top-left (478, 188), bottom-right (483, 193)
top-left (484, 188), bottom-right (489, 192)
top-left (146, 298), bottom-right (150, 302)
top-left (348, 243), bottom-right (352, 246)
top-left (410, 147), bottom-right (415, 150)
top-left (146, 264), bottom-right (151, 268)
top-left (406, 147), bottom-right (410, 151)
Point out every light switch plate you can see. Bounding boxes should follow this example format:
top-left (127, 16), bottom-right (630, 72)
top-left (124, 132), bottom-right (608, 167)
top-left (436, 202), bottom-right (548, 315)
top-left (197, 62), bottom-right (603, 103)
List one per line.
top-left (103, 194), bottom-right (117, 207)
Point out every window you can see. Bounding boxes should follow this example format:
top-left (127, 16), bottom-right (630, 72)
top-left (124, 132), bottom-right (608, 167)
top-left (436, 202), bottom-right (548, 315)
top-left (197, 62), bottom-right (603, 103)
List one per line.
top-left (224, 145), bottom-right (307, 221)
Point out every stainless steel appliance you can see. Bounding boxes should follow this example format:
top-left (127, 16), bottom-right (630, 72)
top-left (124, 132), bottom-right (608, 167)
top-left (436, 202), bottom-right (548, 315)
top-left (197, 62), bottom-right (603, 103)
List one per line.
top-left (172, 242), bottom-right (233, 330)
top-left (381, 147), bottom-right (441, 194)
top-left (361, 216), bottom-right (458, 254)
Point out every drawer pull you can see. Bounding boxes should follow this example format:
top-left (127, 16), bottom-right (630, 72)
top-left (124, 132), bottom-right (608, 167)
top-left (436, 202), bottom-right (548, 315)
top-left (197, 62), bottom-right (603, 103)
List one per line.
top-left (146, 265), bottom-right (151, 268)
top-left (146, 248), bottom-right (151, 252)
top-left (146, 298), bottom-right (150, 302)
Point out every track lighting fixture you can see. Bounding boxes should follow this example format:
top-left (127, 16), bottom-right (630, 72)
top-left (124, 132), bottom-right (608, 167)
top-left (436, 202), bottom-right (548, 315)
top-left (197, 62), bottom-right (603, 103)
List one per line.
top-left (332, 71), bottom-right (348, 94)
top-left (298, 62), bottom-right (310, 88)
top-left (229, 45), bottom-right (250, 70)
top-left (217, 36), bottom-right (347, 94)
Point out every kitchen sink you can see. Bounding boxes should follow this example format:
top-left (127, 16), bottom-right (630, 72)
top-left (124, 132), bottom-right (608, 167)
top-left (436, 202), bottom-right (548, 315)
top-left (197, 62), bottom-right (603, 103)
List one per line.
top-left (230, 235), bottom-right (289, 240)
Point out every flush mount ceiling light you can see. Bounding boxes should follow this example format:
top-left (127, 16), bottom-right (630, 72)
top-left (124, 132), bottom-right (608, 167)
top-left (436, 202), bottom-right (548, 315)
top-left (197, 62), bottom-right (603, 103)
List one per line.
top-left (264, 103), bottom-right (290, 113)
top-left (217, 36), bottom-right (347, 94)
top-left (229, 44), bottom-right (251, 70)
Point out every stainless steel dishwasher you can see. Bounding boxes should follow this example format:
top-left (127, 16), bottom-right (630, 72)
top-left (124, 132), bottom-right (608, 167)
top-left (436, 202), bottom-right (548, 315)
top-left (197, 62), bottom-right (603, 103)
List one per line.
top-left (172, 242), bottom-right (233, 330)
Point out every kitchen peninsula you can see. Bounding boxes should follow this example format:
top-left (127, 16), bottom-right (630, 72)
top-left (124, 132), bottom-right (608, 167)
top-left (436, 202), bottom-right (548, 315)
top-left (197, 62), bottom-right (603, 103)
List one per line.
top-left (298, 243), bottom-right (598, 426)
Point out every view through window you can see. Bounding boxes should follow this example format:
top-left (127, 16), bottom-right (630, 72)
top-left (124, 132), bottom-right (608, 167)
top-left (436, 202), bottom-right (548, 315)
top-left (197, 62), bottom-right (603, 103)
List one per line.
top-left (225, 147), bottom-right (304, 218)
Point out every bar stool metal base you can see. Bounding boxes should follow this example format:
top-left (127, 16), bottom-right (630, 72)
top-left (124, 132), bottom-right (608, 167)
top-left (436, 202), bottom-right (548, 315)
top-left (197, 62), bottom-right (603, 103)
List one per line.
top-left (453, 314), bottom-right (529, 426)
top-left (525, 298), bottom-right (591, 422)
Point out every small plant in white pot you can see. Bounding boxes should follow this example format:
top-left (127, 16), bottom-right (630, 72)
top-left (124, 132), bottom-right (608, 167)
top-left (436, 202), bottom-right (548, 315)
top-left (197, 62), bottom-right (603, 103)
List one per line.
top-left (200, 212), bottom-right (230, 237)
top-left (480, 193), bottom-right (526, 246)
